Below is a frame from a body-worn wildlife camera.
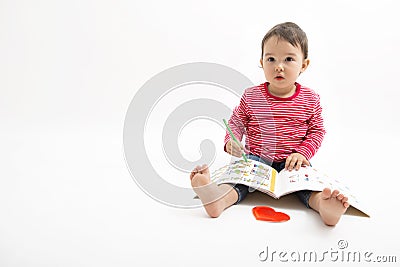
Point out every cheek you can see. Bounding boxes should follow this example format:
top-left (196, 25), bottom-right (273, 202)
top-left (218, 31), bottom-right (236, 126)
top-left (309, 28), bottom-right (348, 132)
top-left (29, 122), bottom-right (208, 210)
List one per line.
top-left (287, 65), bottom-right (302, 75)
top-left (262, 65), bottom-right (274, 74)
top-left (263, 70), bottom-right (274, 78)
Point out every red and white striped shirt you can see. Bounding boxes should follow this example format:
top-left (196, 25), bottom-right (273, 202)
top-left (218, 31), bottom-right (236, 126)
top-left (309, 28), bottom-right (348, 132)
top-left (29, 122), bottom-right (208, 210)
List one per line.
top-left (224, 82), bottom-right (325, 162)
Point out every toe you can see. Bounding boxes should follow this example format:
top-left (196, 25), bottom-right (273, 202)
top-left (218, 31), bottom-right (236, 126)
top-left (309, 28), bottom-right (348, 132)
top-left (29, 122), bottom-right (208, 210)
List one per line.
top-left (321, 188), bottom-right (332, 199)
top-left (331, 189), bottom-right (340, 198)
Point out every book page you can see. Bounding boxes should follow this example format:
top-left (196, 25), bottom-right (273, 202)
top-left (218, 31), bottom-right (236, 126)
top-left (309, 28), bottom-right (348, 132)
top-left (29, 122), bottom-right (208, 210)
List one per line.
top-left (277, 166), bottom-right (326, 196)
top-left (210, 159), bottom-right (277, 194)
top-left (277, 166), bottom-right (367, 214)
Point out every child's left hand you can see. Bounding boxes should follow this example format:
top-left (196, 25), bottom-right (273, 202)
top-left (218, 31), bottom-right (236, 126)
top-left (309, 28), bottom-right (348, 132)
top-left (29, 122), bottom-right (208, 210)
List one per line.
top-left (285, 153), bottom-right (310, 171)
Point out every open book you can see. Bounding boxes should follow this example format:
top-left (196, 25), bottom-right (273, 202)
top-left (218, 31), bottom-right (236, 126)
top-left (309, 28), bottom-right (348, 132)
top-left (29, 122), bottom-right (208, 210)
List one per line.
top-left (210, 159), bottom-right (369, 216)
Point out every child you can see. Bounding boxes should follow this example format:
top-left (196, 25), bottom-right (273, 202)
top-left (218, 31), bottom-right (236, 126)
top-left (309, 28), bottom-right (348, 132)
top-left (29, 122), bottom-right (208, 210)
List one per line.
top-left (190, 22), bottom-right (349, 226)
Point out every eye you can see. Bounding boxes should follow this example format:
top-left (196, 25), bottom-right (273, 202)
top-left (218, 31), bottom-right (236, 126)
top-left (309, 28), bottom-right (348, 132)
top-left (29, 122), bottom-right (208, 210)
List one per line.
top-left (285, 57), bottom-right (295, 62)
top-left (266, 57), bottom-right (275, 62)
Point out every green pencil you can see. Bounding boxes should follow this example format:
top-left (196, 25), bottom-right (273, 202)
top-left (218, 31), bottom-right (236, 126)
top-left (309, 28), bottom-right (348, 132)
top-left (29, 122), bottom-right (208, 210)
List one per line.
top-left (223, 119), bottom-right (248, 162)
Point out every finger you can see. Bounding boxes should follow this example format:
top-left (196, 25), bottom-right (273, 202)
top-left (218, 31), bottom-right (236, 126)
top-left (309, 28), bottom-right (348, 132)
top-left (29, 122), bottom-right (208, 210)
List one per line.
top-left (303, 159), bottom-right (310, 166)
top-left (234, 152), bottom-right (242, 158)
top-left (285, 155), bottom-right (292, 170)
top-left (233, 147), bottom-right (244, 157)
top-left (229, 142), bottom-right (243, 157)
top-left (295, 158), bottom-right (303, 170)
top-left (228, 141), bottom-right (243, 157)
top-left (238, 142), bottom-right (244, 150)
top-left (226, 141), bottom-right (233, 154)
top-left (228, 138), bottom-right (243, 150)
top-left (231, 141), bottom-right (242, 151)
top-left (288, 158), bottom-right (298, 171)
top-left (232, 152), bottom-right (243, 158)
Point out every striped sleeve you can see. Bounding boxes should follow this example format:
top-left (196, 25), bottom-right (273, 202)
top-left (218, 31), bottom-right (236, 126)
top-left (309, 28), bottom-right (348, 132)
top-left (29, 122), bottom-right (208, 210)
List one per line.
top-left (223, 92), bottom-right (249, 150)
top-left (294, 94), bottom-right (326, 160)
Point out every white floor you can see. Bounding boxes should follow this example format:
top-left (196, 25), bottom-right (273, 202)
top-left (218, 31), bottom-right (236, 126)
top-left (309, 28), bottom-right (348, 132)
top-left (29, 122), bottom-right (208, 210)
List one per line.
top-left (2, 1), bottom-right (400, 266)
top-left (1, 128), bottom-right (399, 267)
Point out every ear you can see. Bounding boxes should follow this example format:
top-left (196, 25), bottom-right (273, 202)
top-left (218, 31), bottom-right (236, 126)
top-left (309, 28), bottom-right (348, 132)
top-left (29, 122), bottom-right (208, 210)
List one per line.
top-left (300, 59), bottom-right (310, 73)
top-left (259, 58), bottom-right (264, 68)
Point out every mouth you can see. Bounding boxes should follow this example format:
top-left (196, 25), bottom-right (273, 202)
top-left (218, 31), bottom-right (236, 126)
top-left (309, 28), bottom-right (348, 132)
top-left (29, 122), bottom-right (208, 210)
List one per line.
top-left (274, 76), bottom-right (284, 81)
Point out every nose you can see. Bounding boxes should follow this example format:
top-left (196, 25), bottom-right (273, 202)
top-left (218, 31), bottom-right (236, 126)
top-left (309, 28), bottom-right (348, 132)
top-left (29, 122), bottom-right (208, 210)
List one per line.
top-left (275, 64), bottom-right (284, 72)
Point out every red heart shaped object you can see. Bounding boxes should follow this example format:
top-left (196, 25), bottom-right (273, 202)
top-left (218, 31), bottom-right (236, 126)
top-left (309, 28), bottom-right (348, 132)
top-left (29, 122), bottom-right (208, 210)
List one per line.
top-left (252, 206), bottom-right (290, 222)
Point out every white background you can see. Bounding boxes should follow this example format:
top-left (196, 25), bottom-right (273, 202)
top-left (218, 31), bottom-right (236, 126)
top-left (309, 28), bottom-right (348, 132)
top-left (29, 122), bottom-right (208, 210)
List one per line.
top-left (1, 0), bottom-right (400, 266)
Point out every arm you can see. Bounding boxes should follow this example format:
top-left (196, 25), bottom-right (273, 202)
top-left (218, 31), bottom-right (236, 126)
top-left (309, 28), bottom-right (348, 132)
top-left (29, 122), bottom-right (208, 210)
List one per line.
top-left (295, 95), bottom-right (326, 160)
top-left (285, 95), bottom-right (326, 170)
top-left (224, 93), bottom-right (249, 155)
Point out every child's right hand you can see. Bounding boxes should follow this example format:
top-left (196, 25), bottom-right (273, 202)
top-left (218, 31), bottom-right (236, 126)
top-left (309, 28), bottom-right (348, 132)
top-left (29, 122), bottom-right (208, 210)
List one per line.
top-left (225, 140), bottom-right (245, 158)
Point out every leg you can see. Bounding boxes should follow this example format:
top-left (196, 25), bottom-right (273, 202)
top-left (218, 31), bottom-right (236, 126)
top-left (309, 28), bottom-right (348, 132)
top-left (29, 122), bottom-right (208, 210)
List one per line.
top-left (308, 188), bottom-right (350, 226)
top-left (190, 165), bottom-right (239, 218)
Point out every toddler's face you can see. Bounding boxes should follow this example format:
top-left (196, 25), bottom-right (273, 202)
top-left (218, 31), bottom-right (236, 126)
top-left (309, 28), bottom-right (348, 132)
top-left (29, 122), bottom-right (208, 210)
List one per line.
top-left (260, 36), bottom-right (309, 96)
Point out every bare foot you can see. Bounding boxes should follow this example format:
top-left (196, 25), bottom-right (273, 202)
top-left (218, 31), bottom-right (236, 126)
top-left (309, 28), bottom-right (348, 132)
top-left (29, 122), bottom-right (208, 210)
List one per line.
top-left (309, 188), bottom-right (349, 226)
top-left (190, 164), bottom-right (238, 218)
